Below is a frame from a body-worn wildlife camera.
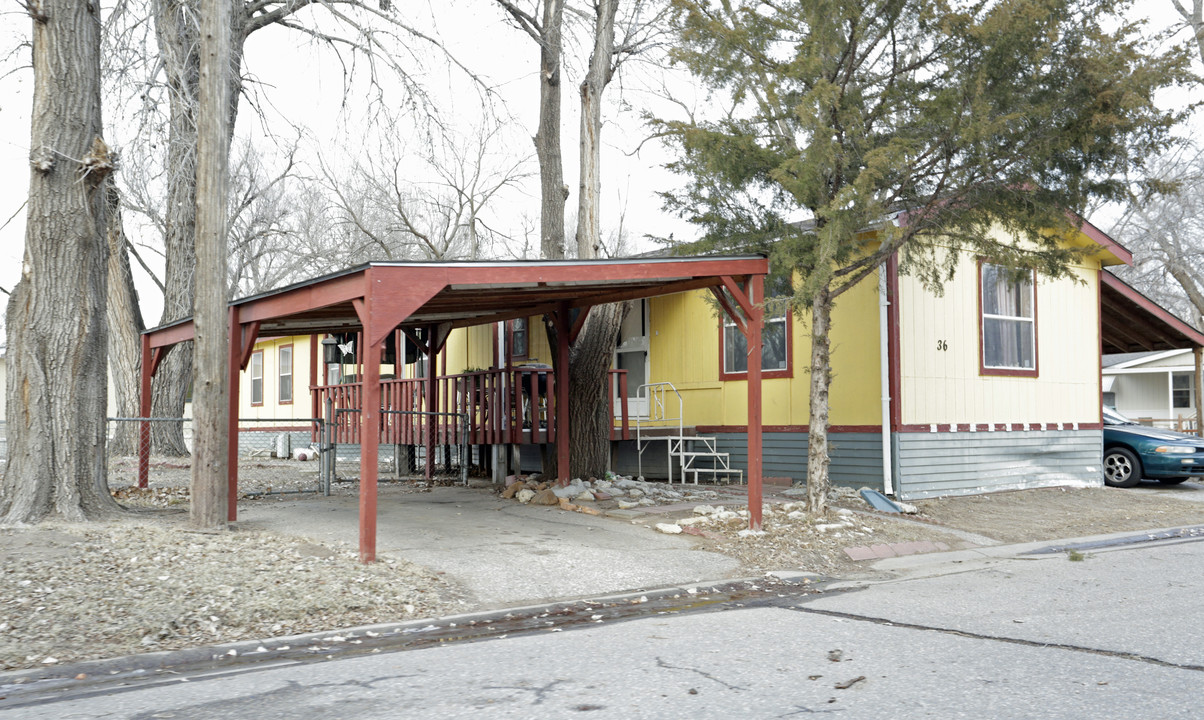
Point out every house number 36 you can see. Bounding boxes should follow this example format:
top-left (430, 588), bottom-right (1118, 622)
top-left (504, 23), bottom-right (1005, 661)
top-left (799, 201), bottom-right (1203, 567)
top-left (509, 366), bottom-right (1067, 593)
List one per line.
top-left (936, 340), bottom-right (948, 351)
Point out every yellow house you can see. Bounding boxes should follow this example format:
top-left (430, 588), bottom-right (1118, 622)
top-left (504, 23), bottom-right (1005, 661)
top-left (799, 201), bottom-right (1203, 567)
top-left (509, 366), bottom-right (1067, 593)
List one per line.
top-left (432, 220), bottom-right (1131, 498)
top-left (229, 220), bottom-right (1201, 500)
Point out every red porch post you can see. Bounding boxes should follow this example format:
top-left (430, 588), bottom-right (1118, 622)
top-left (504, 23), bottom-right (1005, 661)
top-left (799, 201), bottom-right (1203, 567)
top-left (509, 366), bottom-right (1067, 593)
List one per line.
top-left (746, 276), bottom-right (764, 530)
top-left (226, 306), bottom-right (241, 522)
top-left (359, 303), bottom-right (382, 563)
top-left (425, 324), bottom-right (437, 482)
top-left (138, 333), bottom-right (152, 488)
top-left (555, 302), bottom-right (571, 484)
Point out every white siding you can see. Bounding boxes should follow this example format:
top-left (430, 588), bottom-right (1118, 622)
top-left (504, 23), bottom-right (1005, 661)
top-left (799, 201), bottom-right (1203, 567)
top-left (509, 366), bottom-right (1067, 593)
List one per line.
top-left (898, 243), bottom-right (1100, 427)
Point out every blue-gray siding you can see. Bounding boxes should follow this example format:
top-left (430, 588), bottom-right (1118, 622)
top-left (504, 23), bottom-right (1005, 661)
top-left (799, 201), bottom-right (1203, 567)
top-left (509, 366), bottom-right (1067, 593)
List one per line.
top-left (611, 431), bottom-right (884, 488)
top-left (893, 429), bottom-right (1104, 500)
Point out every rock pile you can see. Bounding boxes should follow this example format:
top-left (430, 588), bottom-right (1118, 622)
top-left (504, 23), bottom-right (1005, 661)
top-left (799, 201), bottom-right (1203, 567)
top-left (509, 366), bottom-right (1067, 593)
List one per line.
top-left (655, 502), bottom-right (871, 537)
top-left (499, 474), bottom-right (723, 515)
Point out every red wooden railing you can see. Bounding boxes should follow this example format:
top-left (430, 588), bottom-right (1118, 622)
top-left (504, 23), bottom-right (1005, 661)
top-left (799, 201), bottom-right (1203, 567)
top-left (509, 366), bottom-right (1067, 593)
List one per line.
top-left (311, 365), bottom-right (603, 446)
top-left (609, 369), bottom-right (630, 441)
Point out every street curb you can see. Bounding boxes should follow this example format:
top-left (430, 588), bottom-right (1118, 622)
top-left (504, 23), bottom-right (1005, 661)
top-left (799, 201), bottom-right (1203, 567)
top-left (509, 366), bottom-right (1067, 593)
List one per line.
top-left (0, 572), bottom-right (821, 700)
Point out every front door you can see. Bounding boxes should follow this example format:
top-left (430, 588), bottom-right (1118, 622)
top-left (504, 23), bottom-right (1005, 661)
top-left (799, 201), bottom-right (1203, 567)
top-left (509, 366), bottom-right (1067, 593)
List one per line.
top-left (614, 300), bottom-right (650, 418)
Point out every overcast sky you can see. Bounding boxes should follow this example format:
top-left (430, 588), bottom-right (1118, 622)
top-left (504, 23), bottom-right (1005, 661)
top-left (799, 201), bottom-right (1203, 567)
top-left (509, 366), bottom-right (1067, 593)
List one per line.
top-left (0, 2), bottom-right (1196, 329)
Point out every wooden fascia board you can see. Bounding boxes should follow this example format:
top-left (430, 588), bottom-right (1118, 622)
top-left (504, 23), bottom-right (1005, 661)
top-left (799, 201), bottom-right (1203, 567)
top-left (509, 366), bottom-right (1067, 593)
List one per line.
top-left (235, 272), bottom-right (368, 325)
top-left (1075, 213), bottom-right (1133, 266)
top-left (147, 321), bottom-right (196, 349)
top-left (439, 258), bottom-right (767, 286)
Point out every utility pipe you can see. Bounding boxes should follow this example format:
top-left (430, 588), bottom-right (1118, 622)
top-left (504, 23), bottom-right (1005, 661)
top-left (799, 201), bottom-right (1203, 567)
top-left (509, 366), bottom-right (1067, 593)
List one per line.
top-left (879, 263), bottom-right (894, 496)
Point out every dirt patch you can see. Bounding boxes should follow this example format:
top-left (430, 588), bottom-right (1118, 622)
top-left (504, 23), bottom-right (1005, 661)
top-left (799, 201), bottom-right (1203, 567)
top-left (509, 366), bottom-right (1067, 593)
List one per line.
top-left (0, 512), bottom-right (465, 671)
top-left (909, 485), bottom-right (1204, 544)
top-left (643, 484), bottom-right (1204, 577)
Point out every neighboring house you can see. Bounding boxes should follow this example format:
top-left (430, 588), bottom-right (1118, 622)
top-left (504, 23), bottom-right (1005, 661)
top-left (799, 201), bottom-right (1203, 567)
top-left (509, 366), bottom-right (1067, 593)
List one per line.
top-left (1103, 349), bottom-right (1200, 429)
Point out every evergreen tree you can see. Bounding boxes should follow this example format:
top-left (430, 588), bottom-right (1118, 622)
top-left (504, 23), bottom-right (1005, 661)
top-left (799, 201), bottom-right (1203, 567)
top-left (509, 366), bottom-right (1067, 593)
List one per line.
top-left (659, 0), bottom-right (1193, 512)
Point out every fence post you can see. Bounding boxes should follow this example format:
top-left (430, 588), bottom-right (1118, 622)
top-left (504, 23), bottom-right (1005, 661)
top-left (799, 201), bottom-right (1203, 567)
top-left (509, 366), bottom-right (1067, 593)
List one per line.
top-left (323, 397), bottom-right (334, 495)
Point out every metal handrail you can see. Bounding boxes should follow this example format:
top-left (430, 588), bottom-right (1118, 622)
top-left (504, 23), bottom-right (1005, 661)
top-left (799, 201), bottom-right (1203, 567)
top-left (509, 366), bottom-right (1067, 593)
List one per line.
top-left (634, 382), bottom-right (684, 483)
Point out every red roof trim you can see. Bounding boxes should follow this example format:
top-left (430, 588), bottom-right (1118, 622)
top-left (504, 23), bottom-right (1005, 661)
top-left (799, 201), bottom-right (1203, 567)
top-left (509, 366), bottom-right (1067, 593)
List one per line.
top-left (1101, 271), bottom-right (1204, 346)
top-left (1073, 213), bottom-right (1132, 266)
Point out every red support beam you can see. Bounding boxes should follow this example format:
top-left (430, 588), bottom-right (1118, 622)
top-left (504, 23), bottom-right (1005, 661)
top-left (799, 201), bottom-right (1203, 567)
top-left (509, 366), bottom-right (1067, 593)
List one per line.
top-left (745, 275), bottom-right (764, 530)
top-left (238, 321), bottom-right (261, 370)
top-left (425, 325), bottom-right (437, 482)
top-left (359, 283), bottom-right (382, 564)
top-left (554, 302), bottom-right (571, 485)
top-left (709, 286), bottom-right (746, 336)
top-left (138, 333), bottom-right (152, 489)
top-left (569, 306), bottom-right (591, 344)
top-left (227, 306), bottom-right (241, 522)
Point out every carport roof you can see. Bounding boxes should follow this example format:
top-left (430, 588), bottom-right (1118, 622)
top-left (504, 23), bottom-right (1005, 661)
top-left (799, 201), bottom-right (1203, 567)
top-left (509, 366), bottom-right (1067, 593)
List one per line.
top-left (1101, 271), bottom-right (1204, 353)
top-left (144, 255), bottom-right (770, 348)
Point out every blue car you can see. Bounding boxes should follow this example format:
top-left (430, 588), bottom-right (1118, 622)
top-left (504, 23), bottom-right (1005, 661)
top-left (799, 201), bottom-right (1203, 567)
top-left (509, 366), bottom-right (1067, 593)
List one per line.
top-left (1103, 406), bottom-right (1204, 488)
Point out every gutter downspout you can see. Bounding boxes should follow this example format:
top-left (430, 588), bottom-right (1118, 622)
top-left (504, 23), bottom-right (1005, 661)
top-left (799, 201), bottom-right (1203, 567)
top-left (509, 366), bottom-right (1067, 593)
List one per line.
top-left (879, 263), bottom-right (894, 496)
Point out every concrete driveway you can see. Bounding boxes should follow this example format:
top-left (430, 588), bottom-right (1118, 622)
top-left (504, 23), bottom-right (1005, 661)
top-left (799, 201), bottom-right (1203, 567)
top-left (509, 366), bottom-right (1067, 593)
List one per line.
top-left (234, 484), bottom-right (741, 608)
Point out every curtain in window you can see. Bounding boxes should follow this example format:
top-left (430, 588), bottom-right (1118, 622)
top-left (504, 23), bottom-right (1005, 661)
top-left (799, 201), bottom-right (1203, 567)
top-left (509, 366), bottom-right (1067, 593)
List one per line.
top-left (982, 264), bottom-right (1034, 369)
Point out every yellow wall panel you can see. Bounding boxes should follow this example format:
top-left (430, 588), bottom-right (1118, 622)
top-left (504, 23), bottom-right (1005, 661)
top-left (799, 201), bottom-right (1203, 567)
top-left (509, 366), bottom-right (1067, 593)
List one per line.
top-left (646, 270), bottom-right (884, 429)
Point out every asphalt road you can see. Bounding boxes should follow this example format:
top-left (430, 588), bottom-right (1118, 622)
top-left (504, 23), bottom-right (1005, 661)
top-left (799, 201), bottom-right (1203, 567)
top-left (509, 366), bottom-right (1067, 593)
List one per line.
top-left (7, 534), bottom-right (1202, 719)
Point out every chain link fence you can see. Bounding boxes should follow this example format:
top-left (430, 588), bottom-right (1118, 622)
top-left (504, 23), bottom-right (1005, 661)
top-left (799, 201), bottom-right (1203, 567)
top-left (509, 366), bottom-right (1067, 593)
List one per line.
top-left (107, 417), bottom-right (326, 500)
top-left (328, 409), bottom-right (468, 486)
top-left (105, 410), bottom-right (472, 505)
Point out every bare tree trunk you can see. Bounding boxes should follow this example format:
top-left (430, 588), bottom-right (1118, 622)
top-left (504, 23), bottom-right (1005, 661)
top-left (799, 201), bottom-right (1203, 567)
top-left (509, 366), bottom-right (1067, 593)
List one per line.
top-left (562, 0), bottom-right (621, 480)
top-left (191, 0), bottom-right (233, 530)
top-left (151, 0), bottom-right (202, 456)
top-left (106, 187), bottom-right (145, 456)
top-left (149, 1), bottom-right (246, 458)
top-left (1, 0), bottom-right (121, 523)
top-left (567, 303), bottom-right (626, 479)
top-left (806, 287), bottom-right (833, 515)
top-left (537, 0), bottom-right (567, 260)
top-left (576, 0), bottom-right (616, 260)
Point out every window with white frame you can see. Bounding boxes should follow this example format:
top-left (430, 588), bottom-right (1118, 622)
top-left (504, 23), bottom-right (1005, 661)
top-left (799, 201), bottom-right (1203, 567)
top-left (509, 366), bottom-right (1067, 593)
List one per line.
top-left (278, 345), bottom-right (293, 404)
top-left (250, 351), bottom-right (264, 405)
top-left (1173, 373), bottom-right (1192, 409)
top-left (722, 275), bottom-right (790, 376)
top-left (981, 263), bottom-right (1035, 372)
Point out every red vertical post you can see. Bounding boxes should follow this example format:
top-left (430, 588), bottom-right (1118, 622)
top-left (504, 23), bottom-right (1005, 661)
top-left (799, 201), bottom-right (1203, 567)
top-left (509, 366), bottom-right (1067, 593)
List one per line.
top-left (138, 333), bottom-right (153, 488)
top-left (425, 325), bottom-right (437, 481)
top-left (746, 275), bottom-right (764, 530)
top-left (360, 304), bottom-right (381, 563)
top-left (555, 302), bottom-right (571, 485)
top-left (310, 334), bottom-right (320, 429)
top-left (227, 306), bottom-right (241, 522)
top-left (619, 371), bottom-right (630, 441)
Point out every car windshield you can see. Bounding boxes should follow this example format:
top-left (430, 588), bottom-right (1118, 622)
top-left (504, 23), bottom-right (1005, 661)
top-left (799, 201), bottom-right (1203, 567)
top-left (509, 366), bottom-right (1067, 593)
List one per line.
top-left (1103, 406), bottom-right (1137, 426)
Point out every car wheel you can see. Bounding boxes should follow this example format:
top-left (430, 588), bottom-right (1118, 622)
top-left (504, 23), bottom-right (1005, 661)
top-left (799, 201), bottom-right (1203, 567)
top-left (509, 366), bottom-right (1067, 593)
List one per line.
top-left (1103, 447), bottom-right (1143, 488)
top-left (1158, 477), bottom-right (1190, 485)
